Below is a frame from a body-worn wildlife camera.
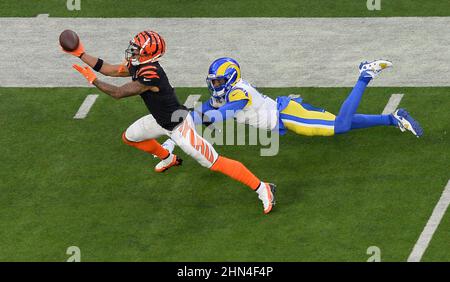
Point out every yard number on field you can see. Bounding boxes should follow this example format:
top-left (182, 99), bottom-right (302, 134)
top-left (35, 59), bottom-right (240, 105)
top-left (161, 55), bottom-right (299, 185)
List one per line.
top-left (67, 0), bottom-right (81, 11)
top-left (66, 246), bottom-right (81, 262)
top-left (367, 0), bottom-right (381, 11)
top-left (367, 246), bottom-right (381, 262)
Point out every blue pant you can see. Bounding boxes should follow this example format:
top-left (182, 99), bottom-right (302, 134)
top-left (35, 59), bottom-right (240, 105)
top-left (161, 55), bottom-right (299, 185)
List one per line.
top-left (334, 76), bottom-right (395, 134)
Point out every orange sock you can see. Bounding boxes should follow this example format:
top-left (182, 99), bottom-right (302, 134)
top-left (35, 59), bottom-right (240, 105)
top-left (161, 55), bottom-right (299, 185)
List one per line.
top-left (122, 132), bottom-right (169, 160)
top-left (210, 156), bottom-right (261, 190)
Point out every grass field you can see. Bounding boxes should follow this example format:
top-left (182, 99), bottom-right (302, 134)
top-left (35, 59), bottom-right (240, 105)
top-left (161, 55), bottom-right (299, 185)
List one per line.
top-left (0, 86), bottom-right (448, 261)
top-left (1, 0), bottom-right (450, 17)
top-left (1, 0), bottom-right (449, 263)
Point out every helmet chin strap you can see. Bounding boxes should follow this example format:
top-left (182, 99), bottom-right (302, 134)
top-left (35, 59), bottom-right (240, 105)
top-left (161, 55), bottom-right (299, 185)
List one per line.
top-left (131, 58), bottom-right (140, 66)
top-left (213, 89), bottom-right (225, 98)
top-left (127, 41), bottom-right (141, 66)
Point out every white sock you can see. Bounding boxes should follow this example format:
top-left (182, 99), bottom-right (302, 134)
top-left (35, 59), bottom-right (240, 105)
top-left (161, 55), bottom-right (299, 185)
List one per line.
top-left (162, 139), bottom-right (176, 154)
top-left (255, 182), bottom-right (265, 194)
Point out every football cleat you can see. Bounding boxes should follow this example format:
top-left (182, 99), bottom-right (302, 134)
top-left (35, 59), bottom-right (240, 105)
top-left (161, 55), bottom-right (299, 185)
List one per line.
top-left (154, 154), bottom-right (183, 173)
top-left (359, 59), bottom-right (393, 78)
top-left (256, 183), bottom-right (276, 214)
top-left (392, 108), bottom-right (423, 137)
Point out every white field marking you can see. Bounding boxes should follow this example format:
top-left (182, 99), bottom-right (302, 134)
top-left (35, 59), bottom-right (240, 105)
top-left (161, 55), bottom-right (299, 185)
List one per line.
top-left (288, 94), bottom-right (302, 99)
top-left (73, 94), bottom-right (99, 119)
top-left (382, 93), bottom-right (404, 114)
top-left (183, 94), bottom-right (201, 108)
top-left (407, 180), bottom-right (450, 262)
top-left (2, 17), bottom-right (450, 87)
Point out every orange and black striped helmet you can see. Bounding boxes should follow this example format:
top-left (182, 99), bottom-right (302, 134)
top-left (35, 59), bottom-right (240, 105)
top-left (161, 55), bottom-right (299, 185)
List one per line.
top-left (125, 30), bottom-right (166, 66)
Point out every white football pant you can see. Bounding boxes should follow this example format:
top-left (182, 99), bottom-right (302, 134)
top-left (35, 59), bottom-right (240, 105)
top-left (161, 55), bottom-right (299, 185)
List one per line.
top-left (124, 114), bottom-right (219, 168)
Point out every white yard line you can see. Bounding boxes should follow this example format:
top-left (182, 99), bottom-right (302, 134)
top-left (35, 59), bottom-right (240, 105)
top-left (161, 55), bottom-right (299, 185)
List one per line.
top-left (407, 180), bottom-right (450, 262)
top-left (73, 94), bottom-right (99, 119)
top-left (382, 93), bottom-right (404, 114)
top-left (1, 17), bottom-right (450, 87)
top-left (73, 94), bottom-right (197, 120)
top-left (183, 94), bottom-right (202, 108)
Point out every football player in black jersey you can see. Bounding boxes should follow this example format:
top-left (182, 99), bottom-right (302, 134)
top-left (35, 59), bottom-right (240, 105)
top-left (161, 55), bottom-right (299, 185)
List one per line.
top-left (62, 30), bottom-right (276, 214)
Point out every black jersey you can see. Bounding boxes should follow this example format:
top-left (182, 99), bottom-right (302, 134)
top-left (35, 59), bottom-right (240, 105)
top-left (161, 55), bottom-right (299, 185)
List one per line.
top-left (128, 61), bottom-right (188, 131)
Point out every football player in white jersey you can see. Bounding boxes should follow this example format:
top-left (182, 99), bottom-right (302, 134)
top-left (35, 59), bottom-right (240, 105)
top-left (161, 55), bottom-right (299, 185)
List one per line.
top-left (160, 57), bottom-right (423, 155)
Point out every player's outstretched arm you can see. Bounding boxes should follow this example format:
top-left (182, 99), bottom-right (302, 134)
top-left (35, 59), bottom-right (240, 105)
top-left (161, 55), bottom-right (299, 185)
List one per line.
top-left (189, 100), bottom-right (217, 125)
top-left (203, 99), bottom-right (248, 123)
top-left (72, 64), bottom-right (150, 99)
top-left (61, 38), bottom-right (130, 77)
top-left (93, 79), bottom-right (148, 99)
top-left (79, 53), bottom-right (130, 77)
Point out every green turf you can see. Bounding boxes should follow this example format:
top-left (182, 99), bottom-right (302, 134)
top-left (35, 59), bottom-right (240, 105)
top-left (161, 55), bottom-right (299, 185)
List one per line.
top-left (0, 86), bottom-right (448, 261)
top-left (422, 195), bottom-right (450, 262)
top-left (1, 0), bottom-right (450, 17)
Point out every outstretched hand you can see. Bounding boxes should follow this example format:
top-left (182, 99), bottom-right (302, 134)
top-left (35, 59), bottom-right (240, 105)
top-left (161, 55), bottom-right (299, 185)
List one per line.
top-left (73, 64), bottom-right (97, 84)
top-left (61, 41), bottom-right (85, 58)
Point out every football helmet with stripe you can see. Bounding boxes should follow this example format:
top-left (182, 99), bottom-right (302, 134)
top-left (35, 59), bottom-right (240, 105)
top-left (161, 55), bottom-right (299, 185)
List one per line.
top-left (125, 30), bottom-right (166, 66)
top-left (206, 57), bottom-right (241, 98)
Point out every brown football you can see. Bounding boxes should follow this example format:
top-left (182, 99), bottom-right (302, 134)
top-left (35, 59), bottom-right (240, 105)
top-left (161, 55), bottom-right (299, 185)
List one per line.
top-left (59, 30), bottom-right (79, 51)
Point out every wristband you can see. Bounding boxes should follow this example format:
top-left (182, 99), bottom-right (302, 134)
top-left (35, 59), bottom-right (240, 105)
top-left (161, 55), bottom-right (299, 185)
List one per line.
top-left (93, 58), bottom-right (104, 72)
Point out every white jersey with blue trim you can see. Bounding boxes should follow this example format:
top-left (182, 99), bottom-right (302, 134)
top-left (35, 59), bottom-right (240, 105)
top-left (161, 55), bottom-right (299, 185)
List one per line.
top-left (225, 79), bottom-right (278, 131)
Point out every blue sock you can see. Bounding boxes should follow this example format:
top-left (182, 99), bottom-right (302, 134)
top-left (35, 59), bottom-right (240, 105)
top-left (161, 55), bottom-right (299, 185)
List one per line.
top-left (350, 114), bottom-right (396, 130)
top-left (334, 76), bottom-right (371, 134)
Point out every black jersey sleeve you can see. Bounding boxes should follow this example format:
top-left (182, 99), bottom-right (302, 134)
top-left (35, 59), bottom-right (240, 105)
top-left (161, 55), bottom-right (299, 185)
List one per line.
top-left (136, 65), bottom-right (161, 87)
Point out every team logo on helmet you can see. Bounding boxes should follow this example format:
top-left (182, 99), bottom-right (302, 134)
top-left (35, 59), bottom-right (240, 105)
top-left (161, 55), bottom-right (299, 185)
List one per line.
top-left (206, 57), bottom-right (241, 98)
top-left (125, 30), bottom-right (166, 66)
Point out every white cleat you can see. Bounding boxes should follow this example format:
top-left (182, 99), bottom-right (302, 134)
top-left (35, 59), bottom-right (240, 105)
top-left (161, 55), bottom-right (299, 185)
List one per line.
top-left (392, 108), bottom-right (424, 137)
top-left (256, 183), bottom-right (276, 214)
top-left (155, 153), bottom-right (182, 173)
top-left (359, 59), bottom-right (393, 78)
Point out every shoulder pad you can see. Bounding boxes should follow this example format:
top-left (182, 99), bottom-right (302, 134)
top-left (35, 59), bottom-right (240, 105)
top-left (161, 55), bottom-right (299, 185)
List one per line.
top-left (227, 88), bottom-right (249, 103)
top-left (137, 65), bottom-right (160, 79)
